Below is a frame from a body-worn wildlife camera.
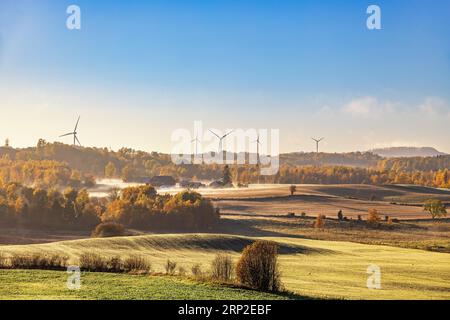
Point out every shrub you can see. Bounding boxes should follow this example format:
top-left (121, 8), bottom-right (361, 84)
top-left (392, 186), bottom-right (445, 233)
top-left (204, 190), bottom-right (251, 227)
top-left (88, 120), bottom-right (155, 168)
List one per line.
top-left (210, 254), bottom-right (233, 282)
top-left (0, 253), bottom-right (7, 268)
top-left (91, 222), bottom-right (125, 238)
top-left (337, 210), bottom-right (344, 221)
top-left (301, 212), bottom-right (307, 218)
top-left (286, 212), bottom-right (295, 218)
top-left (177, 266), bottom-right (187, 276)
top-left (124, 255), bottom-right (151, 273)
top-left (423, 199), bottom-right (447, 219)
top-left (367, 209), bottom-right (381, 224)
top-left (289, 185), bottom-right (297, 196)
top-left (78, 252), bottom-right (151, 273)
top-left (106, 256), bottom-right (124, 272)
top-left (79, 252), bottom-right (107, 271)
top-left (191, 263), bottom-right (203, 278)
top-left (314, 215), bottom-right (325, 229)
top-left (236, 240), bottom-right (282, 292)
top-left (165, 259), bottom-right (177, 275)
top-left (7, 253), bottom-right (68, 270)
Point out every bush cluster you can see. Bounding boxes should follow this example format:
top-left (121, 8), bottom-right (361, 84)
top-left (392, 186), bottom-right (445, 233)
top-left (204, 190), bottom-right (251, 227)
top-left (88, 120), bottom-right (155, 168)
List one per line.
top-left (236, 241), bottom-right (282, 292)
top-left (79, 252), bottom-right (151, 273)
top-left (0, 253), bottom-right (68, 270)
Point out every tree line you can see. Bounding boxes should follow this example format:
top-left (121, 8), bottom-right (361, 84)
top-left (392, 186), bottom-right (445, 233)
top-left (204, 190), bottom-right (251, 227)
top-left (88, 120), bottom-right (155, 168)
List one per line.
top-left (1, 142), bottom-right (449, 188)
top-left (0, 156), bottom-right (94, 189)
top-left (0, 182), bottom-right (219, 231)
top-left (234, 165), bottom-right (450, 188)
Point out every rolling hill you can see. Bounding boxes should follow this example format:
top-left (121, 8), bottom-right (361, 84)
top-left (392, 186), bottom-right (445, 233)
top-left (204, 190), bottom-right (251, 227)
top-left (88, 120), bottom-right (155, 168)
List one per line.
top-left (1, 234), bottom-right (449, 299)
top-left (370, 147), bottom-right (447, 158)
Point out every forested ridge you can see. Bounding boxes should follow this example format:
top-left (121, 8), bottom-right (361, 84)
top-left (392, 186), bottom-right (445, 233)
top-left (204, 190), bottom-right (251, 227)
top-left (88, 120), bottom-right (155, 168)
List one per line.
top-left (1, 141), bottom-right (449, 188)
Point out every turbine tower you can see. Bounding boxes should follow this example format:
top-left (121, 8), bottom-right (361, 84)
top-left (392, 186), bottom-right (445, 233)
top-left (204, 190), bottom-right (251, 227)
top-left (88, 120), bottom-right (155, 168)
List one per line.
top-left (311, 137), bottom-right (324, 153)
top-left (252, 134), bottom-right (261, 165)
top-left (191, 133), bottom-right (201, 157)
top-left (209, 129), bottom-right (234, 154)
top-left (60, 116), bottom-right (81, 146)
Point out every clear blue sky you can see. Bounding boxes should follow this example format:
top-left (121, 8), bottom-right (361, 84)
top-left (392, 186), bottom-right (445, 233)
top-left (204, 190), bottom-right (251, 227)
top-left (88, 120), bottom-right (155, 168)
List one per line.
top-left (1, 0), bottom-right (449, 153)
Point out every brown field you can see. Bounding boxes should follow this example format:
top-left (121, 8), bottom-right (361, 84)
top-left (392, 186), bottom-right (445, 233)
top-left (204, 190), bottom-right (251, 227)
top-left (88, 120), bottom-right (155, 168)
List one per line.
top-left (207, 184), bottom-right (450, 252)
top-left (208, 184), bottom-right (450, 220)
top-left (218, 215), bottom-right (450, 253)
top-left (0, 228), bottom-right (90, 245)
top-left (216, 195), bottom-right (426, 219)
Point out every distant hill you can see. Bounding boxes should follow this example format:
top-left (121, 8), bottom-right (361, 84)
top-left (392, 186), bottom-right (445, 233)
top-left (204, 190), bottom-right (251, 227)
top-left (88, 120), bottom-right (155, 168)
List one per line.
top-left (370, 147), bottom-right (447, 158)
top-left (280, 152), bottom-right (381, 167)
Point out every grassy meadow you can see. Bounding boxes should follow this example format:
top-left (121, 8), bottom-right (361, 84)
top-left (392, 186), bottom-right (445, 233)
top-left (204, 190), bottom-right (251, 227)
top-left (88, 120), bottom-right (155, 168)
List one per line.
top-left (0, 269), bottom-right (292, 300)
top-left (1, 234), bottom-right (449, 300)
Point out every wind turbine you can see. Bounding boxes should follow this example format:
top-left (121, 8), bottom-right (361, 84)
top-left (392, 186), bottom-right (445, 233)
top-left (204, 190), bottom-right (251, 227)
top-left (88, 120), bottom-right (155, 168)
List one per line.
top-left (252, 134), bottom-right (261, 165)
top-left (60, 116), bottom-right (81, 146)
top-left (312, 137), bottom-right (324, 153)
top-left (209, 129), bottom-right (234, 154)
top-left (191, 133), bottom-right (201, 158)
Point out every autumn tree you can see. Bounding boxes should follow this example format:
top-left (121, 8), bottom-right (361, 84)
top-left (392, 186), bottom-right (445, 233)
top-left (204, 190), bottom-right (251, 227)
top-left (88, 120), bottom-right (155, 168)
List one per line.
top-left (314, 215), bottom-right (325, 230)
top-left (121, 165), bottom-right (136, 182)
top-left (236, 241), bottom-right (281, 292)
top-left (289, 185), bottom-right (297, 196)
top-left (105, 162), bottom-right (117, 178)
top-left (423, 199), bottom-right (447, 219)
top-left (367, 209), bottom-right (381, 225)
top-left (223, 165), bottom-right (232, 185)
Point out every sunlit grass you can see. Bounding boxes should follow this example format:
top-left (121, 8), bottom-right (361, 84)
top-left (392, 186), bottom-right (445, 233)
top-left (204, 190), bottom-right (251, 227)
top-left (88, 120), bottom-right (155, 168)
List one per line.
top-left (0, 269), bottom-right (290, 300)
top-left (1, 234), bottom-right (449, 299)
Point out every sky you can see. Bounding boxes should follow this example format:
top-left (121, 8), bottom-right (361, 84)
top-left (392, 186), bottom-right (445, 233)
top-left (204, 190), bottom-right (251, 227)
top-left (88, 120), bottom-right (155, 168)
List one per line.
top-left (0, 0), bottom-right (449, 154)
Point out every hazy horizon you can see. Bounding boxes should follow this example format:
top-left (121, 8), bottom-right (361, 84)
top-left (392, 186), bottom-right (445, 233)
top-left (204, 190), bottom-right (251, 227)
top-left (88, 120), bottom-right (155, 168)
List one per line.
top-left (2, 139), bottom-right (447, 156)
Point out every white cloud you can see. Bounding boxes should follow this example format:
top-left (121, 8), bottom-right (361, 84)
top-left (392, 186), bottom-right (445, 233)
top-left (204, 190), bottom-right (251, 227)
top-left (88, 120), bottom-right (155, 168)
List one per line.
top-left (418, 97), bottom-right (450, 117)
top-left (342, 96), bottom-right (397, 118)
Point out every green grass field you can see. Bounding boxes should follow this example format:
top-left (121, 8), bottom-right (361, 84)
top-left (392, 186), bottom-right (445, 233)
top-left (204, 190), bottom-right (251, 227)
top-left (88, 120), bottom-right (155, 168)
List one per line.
top-left (1, 234), bottom-right (449, 300)
top-left (0, 269), bottom-right (292, 300)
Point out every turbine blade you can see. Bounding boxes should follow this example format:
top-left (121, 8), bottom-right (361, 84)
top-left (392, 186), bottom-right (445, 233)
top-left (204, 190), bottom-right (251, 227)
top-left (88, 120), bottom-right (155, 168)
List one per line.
top-left (75, 135), bottom-right (81, 146)
top-left (74, 116), bottom-right (80, 131)
top-left (208, 129), bottom-right (220, 139)
top-left (223, 130), bottom-right (234, 138)
top-left (59, 132), bottom-right (74, 137)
